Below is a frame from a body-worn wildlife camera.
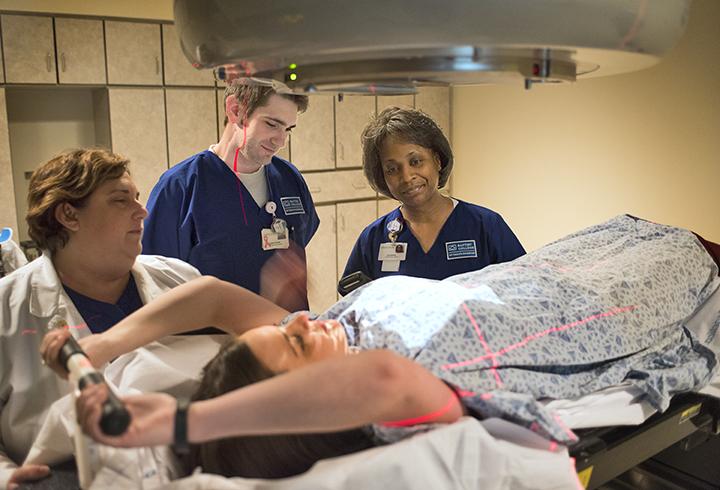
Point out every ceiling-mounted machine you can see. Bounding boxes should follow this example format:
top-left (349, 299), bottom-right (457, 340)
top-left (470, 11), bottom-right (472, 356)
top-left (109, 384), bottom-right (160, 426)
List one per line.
top-left (173, 0), bottom-right (691, 93)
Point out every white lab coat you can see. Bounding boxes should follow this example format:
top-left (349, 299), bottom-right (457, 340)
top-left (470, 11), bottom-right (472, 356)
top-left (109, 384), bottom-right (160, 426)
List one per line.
top-left (0, 252), bottom-right (200, 487)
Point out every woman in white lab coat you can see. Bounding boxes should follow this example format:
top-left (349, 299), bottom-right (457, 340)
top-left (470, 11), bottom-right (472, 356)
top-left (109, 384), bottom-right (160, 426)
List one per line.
top-left (0, 148), bottom-right (200, 489)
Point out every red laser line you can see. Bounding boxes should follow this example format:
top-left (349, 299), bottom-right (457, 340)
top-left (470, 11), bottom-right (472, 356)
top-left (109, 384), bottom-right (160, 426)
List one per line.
top-left (461, 302), bottom-right (503, 387)
top-left (442, 305), bottom-right (637, 370)
top-left (380, 392), bottom-right (459, 427)
top-left (553, 413), bottom-right (578, 442)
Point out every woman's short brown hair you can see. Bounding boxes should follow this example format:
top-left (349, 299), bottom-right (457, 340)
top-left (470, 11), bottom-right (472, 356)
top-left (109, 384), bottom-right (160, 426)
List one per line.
top-left (26, 148), bottom-right (130, 253)
top-left (362, 106), bottom-right (453, 198)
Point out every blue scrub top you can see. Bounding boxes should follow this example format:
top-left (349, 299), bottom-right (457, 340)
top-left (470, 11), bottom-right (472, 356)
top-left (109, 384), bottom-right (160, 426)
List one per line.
top-left (63, 274), bottom-right (143, 333)
top-left (342, 200), bottom-right (525, 281)
top-left (142, 151), bottom-right (319, 300)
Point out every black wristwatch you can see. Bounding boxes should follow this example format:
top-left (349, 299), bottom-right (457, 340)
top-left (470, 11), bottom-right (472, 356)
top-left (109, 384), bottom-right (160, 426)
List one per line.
top-left (173, 398), bottom-right (190, 454)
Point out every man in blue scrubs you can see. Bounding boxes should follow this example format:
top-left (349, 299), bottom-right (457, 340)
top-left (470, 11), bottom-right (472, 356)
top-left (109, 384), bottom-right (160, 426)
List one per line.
top-left (142, 80), bottom-right (319, 311)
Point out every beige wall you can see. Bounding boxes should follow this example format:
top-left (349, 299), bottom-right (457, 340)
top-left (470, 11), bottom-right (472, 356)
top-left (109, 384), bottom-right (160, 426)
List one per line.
top-left (0, 0), bottom-right (173, 20)
top-left (452, 0), bottom-right (720, 251)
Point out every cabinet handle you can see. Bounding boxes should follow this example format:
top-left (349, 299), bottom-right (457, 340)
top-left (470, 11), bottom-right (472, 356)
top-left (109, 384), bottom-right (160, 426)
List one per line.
top-left (60, 53), bottom-right (67, 73)
top-left (309, 186), bottom-right (321, 193)
top-left (352, 182), bottom-right (367, 189)
top-left (340, 215), bottom-right (346, 231)
top-left (46, 53), bottom-right (52, 72)
top-left (340, 143), bottom-right (345, 160)
top-left (155, 56), bottom-right (160, 75)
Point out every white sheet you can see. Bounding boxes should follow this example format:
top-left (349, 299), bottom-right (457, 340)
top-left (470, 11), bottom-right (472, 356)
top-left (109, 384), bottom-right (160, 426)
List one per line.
top-left (86, 418), bottom-right (580, 490)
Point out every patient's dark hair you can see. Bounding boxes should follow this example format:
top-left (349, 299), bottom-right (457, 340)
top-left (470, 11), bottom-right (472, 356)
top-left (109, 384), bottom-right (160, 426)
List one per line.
top-left (186, 340), bottom-right (373, 479)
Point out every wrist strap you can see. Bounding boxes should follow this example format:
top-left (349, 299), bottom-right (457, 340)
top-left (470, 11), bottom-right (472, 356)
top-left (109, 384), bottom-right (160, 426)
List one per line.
top-left (173, 398), bottom-right (190, 454)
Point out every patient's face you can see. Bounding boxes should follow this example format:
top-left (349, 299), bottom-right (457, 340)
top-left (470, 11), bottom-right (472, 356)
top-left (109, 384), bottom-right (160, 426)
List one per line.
top-left (241, 315), bottom-right (350, 373)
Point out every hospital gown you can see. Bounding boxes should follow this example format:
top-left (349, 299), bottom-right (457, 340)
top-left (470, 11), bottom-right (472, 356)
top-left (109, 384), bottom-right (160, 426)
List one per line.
top-left (320, 215), bottom-right (720, 443)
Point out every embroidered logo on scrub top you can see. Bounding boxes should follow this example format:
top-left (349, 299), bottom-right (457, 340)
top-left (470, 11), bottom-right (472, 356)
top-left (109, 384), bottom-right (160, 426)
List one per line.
top-left (280, 196), bottom-right (305, 215)
top-left (445, 240), bottom-right (478, 260)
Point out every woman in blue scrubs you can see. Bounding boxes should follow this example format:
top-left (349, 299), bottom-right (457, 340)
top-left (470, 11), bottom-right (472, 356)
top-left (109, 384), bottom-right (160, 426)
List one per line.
top-left (342, 107), bottom-right (525, 283)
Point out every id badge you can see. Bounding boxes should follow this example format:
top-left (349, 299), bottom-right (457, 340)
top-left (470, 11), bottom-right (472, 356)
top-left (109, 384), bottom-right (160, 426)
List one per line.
top-left (381, 259), bottom-right (400, 272)
top-left (261, 228), bottom-right (290, 250)
top-left (378, 242), bottom-right (407, 261)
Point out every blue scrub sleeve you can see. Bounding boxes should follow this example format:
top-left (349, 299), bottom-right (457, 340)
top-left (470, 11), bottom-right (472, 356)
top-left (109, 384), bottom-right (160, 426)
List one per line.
top-left (342, 235), bottom-right (372, 280)
top-left (142, 179), bottom-right (194, 261)
top-left (489, 215), bottom-right (526, 262)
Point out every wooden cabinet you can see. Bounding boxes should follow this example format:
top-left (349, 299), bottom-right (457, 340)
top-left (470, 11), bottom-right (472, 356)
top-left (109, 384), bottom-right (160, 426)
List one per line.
top-left (105, 21), bottom-right (162, 86)
top-left (306, 201), bottom-right (379, 311)
top-left (1, 15), bottom-right (56, 84)
top-left (166, 88), bottom-right (217, 165)
top-left (0, 33), bottom-right (4, 83)
top-left (377, 94), bottom-right (414, 113)
top-left (303, 169), bottom-right (376, 204)
top-left (216, 88), bottom-right (226, 141)
top-left (378, 198), bottom-right (399, 218)
top-left (162, 24), bottom-right (215, 87)
top-left (0, 89), bottom-right (18, 235)
top-left (290, 95), bottom-right (335, 171)
top-left (108, 88), bottom-right (167, 204)
top-left (336, 201), bottom-right (377, 280)
top-left (55, 18), bottom-right (106, 84)
top-left (415, 86), bottom-right (451, 137)
top-left (335, 95), bottom-right (375, 168)
top-left (306, 204), bottom-right (337, 313)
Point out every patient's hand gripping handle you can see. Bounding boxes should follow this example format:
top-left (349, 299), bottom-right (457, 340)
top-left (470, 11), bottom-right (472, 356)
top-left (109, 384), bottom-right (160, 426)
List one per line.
top-left (58, 335), bottom-right (131, 436)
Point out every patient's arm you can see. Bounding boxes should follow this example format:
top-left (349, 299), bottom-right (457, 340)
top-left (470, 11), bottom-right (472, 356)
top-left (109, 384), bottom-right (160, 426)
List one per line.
top-left (41, 276), bottom-right (289, 370)
top-left (76, 350), bottom-right (464, 448)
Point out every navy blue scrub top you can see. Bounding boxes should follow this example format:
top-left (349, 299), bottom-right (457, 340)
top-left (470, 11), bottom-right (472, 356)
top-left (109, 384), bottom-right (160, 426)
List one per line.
top-left (141, 151), bottom-right (319, 298)
top-left (63, 274), bottom-right (143, 333)
top-left (343, 200), bottom-right (525, 281)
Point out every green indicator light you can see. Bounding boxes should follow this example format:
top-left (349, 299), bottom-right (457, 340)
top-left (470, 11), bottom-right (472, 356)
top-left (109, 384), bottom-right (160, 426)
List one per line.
top-left (289, 63), bottom-right (297, 70)
top-left (289, 73), bottom-right (298, 81)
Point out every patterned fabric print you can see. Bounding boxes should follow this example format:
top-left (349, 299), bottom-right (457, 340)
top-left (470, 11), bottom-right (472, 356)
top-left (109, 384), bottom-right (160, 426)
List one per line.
top-left (321, 216), bottom-right (720, 443)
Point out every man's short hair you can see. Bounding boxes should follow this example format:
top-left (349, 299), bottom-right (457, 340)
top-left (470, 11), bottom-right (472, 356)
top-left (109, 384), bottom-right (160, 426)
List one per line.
top-left (223, 80), bottom-right (309, 126)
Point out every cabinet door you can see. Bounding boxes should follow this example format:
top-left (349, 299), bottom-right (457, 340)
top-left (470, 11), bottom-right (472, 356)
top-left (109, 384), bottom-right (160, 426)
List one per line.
top-left (0, 34), bottom-right (4, 83)
top-left (378, 198), bottom-right (400, 218)
top-left (105, 21), bottom-right (162, 86)
top-left (303, 169), bottom-right (376, 204)
top-left (1, 15), bottom-right (56, 84)
top-left (216, 88), bottom-right (226, 141)
top-left (109, 89), bottom-right (167, 205)
top-left (335, 95), bottom-right (375, 168)
top-left (306, 204), bottom-right (338, 313)
top-left (0, 90), bottom-right (19, 235)
top-left (415, 86), bottom-right (451, 138)
top-left (162, 24), bottom-right (215, 87)
top-left (55, 18), bottom-right (106, 84)
top-left (376, 95), bottom-right (414, 113)
top-left (166, 88), bottom-right (217, 165)
top-left (336, 201), bottom-right (377, 281)
top-left (290, 95), bottom-right (335, 171)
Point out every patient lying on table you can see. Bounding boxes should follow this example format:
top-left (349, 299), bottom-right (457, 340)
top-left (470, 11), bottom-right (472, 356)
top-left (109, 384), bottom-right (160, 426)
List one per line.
top-left (43, 214), bottom-right (720, 480)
